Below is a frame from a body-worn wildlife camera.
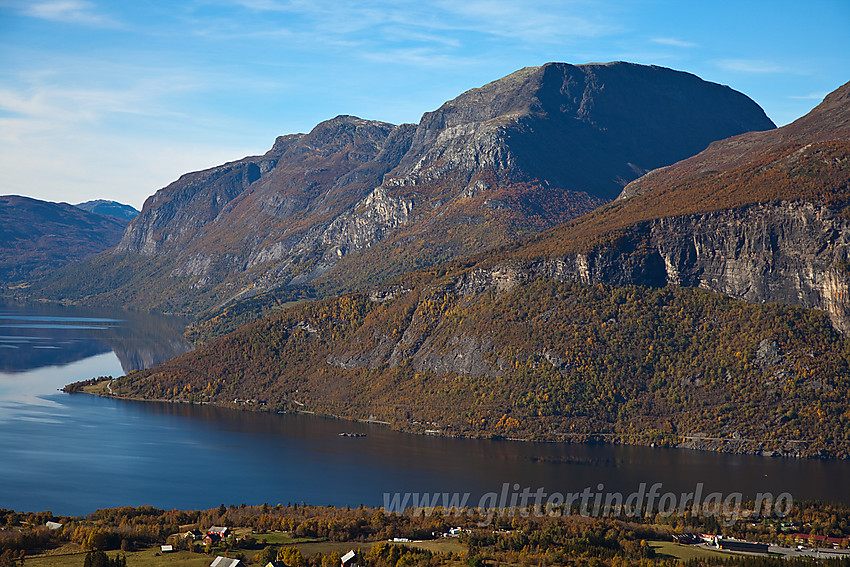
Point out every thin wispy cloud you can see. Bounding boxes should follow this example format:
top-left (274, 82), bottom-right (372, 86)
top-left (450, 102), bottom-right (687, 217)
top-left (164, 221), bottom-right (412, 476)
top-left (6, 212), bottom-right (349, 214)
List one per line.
top-left (19, 0), bottom-right (120, 28)
top-left (0, 86), bottom-right (162, 134)
top-left (380, 29), bottom-right (462, 49)
top-left (715, 59), bottom-right (788, 74)
top-left (435, 0), bottom-right (616, 42)
top-left (362, 47), bottom-right (481, 69)
top-left (0, 121), bottom-right (255, 208)
top-left (220, 0), bottom-right (616, 47)
top-left (0, 60), bottom-right (260, 206)
top-left (789, 92), bottom-right (828, 101)
top-left (0, 61), bottom-right (207, 125)
top-left (1, 0), bottom-right (846, 205)
top-left (651, 37), bottom-right (697, 48)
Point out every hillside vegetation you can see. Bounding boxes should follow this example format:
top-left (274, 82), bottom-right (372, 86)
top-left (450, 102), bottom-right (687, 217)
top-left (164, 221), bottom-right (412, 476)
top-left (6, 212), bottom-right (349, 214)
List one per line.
top-left (83, 82), bottom-right (850, 462)
top-left (186, 138), bottom-right (850, 341)
top-left (104, 273), bottom-right (850, 458)
top-left (7, 500), bottom-right (850, 567)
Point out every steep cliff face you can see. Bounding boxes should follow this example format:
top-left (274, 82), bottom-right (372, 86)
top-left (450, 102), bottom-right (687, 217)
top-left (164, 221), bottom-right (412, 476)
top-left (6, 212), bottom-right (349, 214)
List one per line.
top-left (474, 80), bottom-right (850, 334)
top-left (117, 157), bottom-right (275, 256)
top-left (40, 62), bottom-right (775, 315)
top-left (112, 249), bottom-right (850, 457)
top-left (535, 202), bottom-right (850, 333)
top-left (117, 116), bottom-right (402, 258)
top-left (186, 80), bottom-right (850, 344)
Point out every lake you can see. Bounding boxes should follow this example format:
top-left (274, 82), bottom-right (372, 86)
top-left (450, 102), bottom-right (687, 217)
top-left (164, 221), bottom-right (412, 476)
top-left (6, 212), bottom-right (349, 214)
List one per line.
top-left (1, 302), bottom-right (849, 517)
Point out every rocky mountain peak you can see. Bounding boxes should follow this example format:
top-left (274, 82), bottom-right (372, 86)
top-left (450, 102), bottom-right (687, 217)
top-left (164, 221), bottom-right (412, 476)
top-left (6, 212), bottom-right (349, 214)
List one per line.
top-left (297, 115), bottom-right (397, 156)
top-left (392, 62), bottom-right (775, 199)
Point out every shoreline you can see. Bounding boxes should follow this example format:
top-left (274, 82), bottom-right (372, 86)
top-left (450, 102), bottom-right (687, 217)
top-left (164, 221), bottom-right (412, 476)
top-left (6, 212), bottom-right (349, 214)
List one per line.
top-left (66, 381), bottom-right (848, 461)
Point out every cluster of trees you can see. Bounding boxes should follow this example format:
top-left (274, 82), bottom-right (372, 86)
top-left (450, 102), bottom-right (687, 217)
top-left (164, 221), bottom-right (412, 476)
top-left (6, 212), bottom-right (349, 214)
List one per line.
top-left (367, 542), bottom-right (434, 567)
top-left (463, 516), bottom-right (659, 563)
top-left (191, 502), bottom-right (461, 543)
top-left (63, 376), bottom-right (111, 394)
top-left (82, 551), bottom-right (126, 567)
top-left (4, 501), bottom-right (850, 566)
top-left (0, 505), bottom-right (189, 561)
top-left (0, 509), bottom-right (65, 561)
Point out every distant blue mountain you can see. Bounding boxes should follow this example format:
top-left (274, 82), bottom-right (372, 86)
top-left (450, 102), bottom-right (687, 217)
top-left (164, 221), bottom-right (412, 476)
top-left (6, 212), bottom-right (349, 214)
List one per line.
top-left (74, 199), bottom-right (139, 221)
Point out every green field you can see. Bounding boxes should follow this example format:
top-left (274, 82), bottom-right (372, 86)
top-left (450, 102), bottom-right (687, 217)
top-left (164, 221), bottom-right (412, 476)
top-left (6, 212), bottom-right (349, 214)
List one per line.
top-left (23, 534), bottom-right (330, 567)
top-left (242, 530), bottom-right (374, 556)
top-left (23, 534), bottom-right (465, 566)
top-left (234, 529), bottom-right (320, 546)
top-left (244, 532), bottom-right (464, 556)
top-left (291, 537), bottom-right (466, 557)
top-left (398, 539), bottom-right (466, 554)
top-left (25, 547), bottom-right (212, 567)
top-left (649, 540), bottom-right (729, 561)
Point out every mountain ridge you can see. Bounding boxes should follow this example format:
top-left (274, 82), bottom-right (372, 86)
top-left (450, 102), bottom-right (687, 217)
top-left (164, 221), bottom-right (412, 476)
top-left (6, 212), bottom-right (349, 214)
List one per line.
top-left (618, 79), bottom-right (850, 201)
top-left (0, 195), bottom-right (129, 284)
top-left (74, 200), bottom-right (139, 221)
top-left (34, 62), bottom-right (775, 316)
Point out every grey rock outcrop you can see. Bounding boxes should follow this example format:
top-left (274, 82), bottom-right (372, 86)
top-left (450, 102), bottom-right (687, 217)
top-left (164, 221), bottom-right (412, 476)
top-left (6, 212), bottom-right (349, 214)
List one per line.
top-left (535, 201), bottom-right (850, 333)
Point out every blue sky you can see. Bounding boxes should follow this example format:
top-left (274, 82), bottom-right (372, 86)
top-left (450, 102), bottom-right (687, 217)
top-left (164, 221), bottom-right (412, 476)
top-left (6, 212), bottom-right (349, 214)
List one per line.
top-left (1, 1), bottom-right (848, 209)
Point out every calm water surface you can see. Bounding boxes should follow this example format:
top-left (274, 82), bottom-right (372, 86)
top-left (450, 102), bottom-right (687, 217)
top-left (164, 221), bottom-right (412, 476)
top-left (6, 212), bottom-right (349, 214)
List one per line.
top-left (1, 302), bottom-right (849, 516)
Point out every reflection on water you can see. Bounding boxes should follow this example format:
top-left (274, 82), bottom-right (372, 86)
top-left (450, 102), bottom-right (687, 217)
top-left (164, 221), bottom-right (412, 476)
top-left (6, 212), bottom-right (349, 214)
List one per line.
top-left (0, 352), bottom-right (122, 415)
top-left (137, 401), bottom-right (850, 505)
top-left (1, 303), bottom-right (849, 517)
top-left (0, 302), bottom-right (192, 373)
top-left (0, 315), bottom-right (113, 373)
top-left (0, 301), bottom-right (192, 424)
top-left (4, 391), bottom-right (850, 517)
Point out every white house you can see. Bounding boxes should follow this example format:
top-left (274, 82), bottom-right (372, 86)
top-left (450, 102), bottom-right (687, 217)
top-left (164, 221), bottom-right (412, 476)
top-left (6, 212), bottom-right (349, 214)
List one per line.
top-left (210, 557), bottom-right (245, 567)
